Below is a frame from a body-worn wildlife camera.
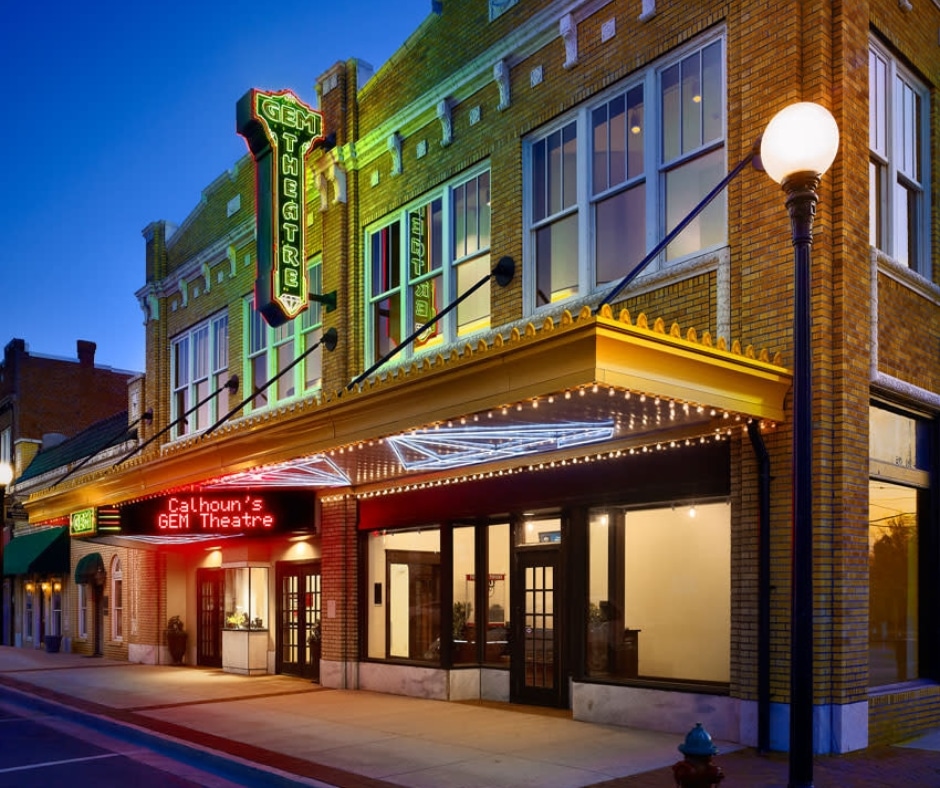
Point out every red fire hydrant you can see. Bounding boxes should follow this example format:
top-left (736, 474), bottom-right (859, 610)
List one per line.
top-left (672, 723), bottom-right (724, 788)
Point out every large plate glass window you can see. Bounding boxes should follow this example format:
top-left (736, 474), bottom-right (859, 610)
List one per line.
top-left (587, 502), bottom-right (730, 683)
top-left (869, 405), bottom-right (932, 687)
top-left (366, 528), bottom-right (442, 662)
top-left (869, 39), bottom-right (929, 274)
top-left (524, 33), bottom-right (725, 313)
top-left (365, 167), bottom-right (491, 366)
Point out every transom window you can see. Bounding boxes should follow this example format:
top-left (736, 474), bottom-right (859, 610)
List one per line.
top-left (170, 312), bottom-right (229, 439)
top-left (365, 167), bottom-right (491, 365)
top-left (245, 259), bottom-right (324, 411)
top-left (525, 34), bottom-right (725, 310)
top-left (869, 39), bottom-right (929, 274)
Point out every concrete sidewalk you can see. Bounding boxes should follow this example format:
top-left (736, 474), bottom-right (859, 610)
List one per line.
top-left (1, 647), bottom-right (939, 787)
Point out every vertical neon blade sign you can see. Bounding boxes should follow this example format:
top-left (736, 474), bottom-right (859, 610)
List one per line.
top-left (237, 89), bottom-right (324, 327)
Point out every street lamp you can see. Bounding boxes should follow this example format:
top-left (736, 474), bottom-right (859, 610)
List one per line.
top-left (0, 460), bottom-right (13, 648)
top-left (761, 102), bottom-right (840, 788)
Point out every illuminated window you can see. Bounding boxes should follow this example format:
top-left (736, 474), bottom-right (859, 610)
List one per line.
top-left (223, 566), bottom-right (269, 630)
top-left (51, 589), bottom-right (62, 636)
top-left (111, 557), bottom-right (123, 641)
top-left (587, 503), bottom-right (730, 683)
top-left (24, 586), bottom-right (34, 641)
top-left (869, 39), bottom-right (929, 274)
top-left (367, 528), bottom-right (442, 662)
top-left (170, 311), bottom-right (229, 438)
top-left (365, 168), bottom-right (491, 365)
top-left (869, 405), bottom-right (932, 687)
top-left (245, 258), bottom-right (324, 412)
top-left (524, 34), bottom-right (725, 312)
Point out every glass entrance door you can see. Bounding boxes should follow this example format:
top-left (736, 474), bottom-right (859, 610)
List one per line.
top-left (276, 561), bottom-right (322, 681)
top-left (196, 568), bottom-right (223, 667)
top-left (512, 549), bottom-right (564, 706)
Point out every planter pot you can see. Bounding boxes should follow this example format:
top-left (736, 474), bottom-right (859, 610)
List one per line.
top-left (45, 635), bottom-right (62, 654)
top-left (167, 631), bottom-right (188, 664)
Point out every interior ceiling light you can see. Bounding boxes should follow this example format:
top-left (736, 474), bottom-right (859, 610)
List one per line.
top-left (203, 455), bottom-right (350, 489)
top-left (386, 420), bottom-right (616, 472)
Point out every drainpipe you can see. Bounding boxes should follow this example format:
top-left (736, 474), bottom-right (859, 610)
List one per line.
top-left (747, 420), bottom-right (771, 754)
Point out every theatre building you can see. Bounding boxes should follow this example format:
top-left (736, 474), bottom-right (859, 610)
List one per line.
top-left (23, 0), bottom-right (940, 756)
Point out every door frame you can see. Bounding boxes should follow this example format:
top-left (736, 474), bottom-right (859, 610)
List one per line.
top-left (196, 567), bottom-right (223, 667)
top-left (275, 560), bottom-right (322, 680)
top-left (510, 545), bottom-right (567, 707)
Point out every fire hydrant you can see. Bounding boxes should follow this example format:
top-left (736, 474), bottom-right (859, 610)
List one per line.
top-left (672, 723), bottom-right (724, 788)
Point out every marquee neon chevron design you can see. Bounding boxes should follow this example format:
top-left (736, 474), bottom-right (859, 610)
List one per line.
top-left (204, 455), bottom-right (350, 488)
top-left (386, 421), bottom-right (617, 471)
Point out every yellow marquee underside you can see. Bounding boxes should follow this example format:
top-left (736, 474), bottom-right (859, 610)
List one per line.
top-left (25, 306), bottom-right (791, 523)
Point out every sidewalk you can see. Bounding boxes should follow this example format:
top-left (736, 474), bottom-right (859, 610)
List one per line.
top-left (1, 646), bottom-right (939, 787)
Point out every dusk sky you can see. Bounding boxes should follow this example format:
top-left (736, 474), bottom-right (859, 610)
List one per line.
top-left (0, 0), bottom-right (431, 373)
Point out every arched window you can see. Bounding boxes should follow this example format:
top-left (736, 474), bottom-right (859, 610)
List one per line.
top-left (111, 557), bottom-right (123, 641)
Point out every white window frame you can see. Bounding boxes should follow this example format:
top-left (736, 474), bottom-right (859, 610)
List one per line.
top-left (111, 557), bottom-right (123, 642)
top-left (170, 311), bottom-right (229, 439)
top-left (522, 32), bottom-right (726, 315)
top-left (364, 165), bottom-right (492, 366)
top-left (869, 38), bottom-right (930, 275)
top-left (244, 258), bottom-right (324, 413)
top-left (0, 427), bottom-right (10, 467)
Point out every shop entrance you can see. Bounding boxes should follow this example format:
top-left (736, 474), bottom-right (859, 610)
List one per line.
top-left (196, 568), bottom-right (223, 667)
top-left (276, 561), bottom-right (322, 681)
top-left (511, 548), bottom-right (564, 707)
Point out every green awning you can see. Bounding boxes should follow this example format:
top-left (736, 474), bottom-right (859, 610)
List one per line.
top-left (3, 527), bottom-right (69, 576)
top-left (74, 552), bottom-right (105, 585)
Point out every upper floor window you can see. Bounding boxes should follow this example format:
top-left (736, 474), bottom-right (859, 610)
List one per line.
top-left (869, 39), bottom-right (929, 274)
top-left (0, 426), bottom-right (10, 467)
top-left (365, 168), bottom-right (491, 365)
top-left (245, 258), bottom-right (324, 411)
top-left (525, 35), bottom-right (725, 310)
top-left (170, 312), bottom-right (229, 439)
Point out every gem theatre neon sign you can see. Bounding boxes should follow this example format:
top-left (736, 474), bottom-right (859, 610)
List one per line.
top-left (237, 89), bottom-right (324, 327)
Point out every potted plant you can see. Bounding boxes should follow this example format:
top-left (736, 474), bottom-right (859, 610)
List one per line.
top-left (166, 615), bottom-right (187, 664)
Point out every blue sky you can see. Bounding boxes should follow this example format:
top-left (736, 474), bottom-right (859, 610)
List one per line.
top-left (0, 0), bottom-right (431, 373)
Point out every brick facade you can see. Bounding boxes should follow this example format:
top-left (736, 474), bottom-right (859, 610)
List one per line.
top-left (22, 0), bottom-right (940, 753)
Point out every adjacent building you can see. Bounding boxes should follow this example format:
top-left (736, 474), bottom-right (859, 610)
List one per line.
top-left (0, 338), bottom-right (136, 648)
top-left (21, 0), bottom-right (940, 755)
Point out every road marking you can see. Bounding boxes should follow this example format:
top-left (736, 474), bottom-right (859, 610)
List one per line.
top-left (0, 752), bottom-right (123, 773)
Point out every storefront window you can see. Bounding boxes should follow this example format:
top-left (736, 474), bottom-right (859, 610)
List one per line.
top-left (485, 523), bottom-right (511, 665)
top-left (517, 516), bottom-right (562, 546)
top-left (587, 503), bottom-right (730, 683)
top-left (224, 566), bottom-right (269, 630)
top-left (51, 589), bottom-right (62, 636)
top-left (869, 405), bottom-right (931, 687)
top-left (367, 528), bottom-right (441, 662)
top-left (453, 526), bottom-right (476, 663)
top-left (24, 585), bottom-right (34, 640)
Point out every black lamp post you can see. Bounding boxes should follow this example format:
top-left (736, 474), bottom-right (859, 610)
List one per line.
top-left (0, 461), bottom-right (13, 648)
top-left (761, 102), bottom-right (840, 788)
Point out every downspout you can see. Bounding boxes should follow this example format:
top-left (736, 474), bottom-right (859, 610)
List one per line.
top-left (747, 420), bottom-right (771, 754)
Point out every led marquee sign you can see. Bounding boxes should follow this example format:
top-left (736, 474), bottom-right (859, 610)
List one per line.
top-left (237, 89), bottom-right (324, 327)
top-left (121, 491), bottom-right (315, 536)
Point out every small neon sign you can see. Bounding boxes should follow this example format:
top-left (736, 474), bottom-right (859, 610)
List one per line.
top-left (70, 508), bottom-right (97, 537)
top-left (237, 89), bottom-right (324, 327)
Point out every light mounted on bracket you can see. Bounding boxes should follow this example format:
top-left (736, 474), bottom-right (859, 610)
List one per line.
top-left (309, 290), bottom-right (338, 313)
